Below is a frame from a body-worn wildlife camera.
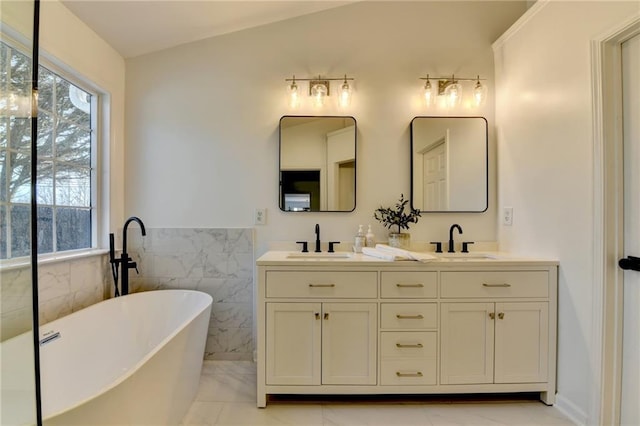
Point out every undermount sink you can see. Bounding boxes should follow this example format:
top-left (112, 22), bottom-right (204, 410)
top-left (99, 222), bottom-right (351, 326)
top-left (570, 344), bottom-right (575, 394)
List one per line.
top-left (286, 252), bottom-right (352, 259)
top-left (436, 252), bottom-right (500, 261)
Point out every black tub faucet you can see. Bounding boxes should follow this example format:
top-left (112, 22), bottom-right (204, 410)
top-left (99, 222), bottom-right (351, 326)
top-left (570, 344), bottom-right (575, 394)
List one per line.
top-left (448, 224), bottom-right (463, 253)
top-left (314, 223), bottom-right (321, 253)
top-left (120, 216), bottom-right (146, 296)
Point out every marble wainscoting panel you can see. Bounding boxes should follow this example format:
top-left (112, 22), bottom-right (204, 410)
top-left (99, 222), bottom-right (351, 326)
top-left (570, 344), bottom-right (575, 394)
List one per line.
top-left (1, 253), bottom-right (109, 341)
top-left (128, 228), bottom-right (254, 360)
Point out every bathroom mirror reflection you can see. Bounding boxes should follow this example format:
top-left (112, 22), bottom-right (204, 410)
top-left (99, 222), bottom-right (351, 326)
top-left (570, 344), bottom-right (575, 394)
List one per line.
top-left (411, 116), bottom-right (488, 212)
top-left (279, 116), bottom-right (356, 212)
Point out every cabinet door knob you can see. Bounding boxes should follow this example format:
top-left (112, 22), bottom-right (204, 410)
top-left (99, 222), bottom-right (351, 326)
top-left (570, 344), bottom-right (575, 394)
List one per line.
top-left (315, 312), bottom-right (320, 320)
top-left (324, 312), bottom-right (329, 320)
top-left (489, 312), bottom-right (496, 320)
top-left (498, 312), bottom-right (505, 320)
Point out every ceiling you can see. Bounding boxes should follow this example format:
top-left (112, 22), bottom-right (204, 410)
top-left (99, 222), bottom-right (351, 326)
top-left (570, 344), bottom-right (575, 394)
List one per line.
top-left (61, 1), bottom-right (355, 58)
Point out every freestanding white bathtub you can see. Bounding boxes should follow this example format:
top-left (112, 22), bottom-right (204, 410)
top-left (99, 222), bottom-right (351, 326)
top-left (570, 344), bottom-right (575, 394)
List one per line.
top-left (2, 289), bottom-right (212, 425)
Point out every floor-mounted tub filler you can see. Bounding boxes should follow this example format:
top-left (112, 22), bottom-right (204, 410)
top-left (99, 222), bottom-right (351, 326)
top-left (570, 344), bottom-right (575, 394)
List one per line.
top-left (2, 290), bottom-right (212, 425)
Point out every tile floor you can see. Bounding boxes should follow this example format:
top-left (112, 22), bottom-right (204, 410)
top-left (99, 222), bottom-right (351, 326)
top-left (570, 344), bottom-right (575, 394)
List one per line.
top-left (180, 361), bottom-right (575, 426)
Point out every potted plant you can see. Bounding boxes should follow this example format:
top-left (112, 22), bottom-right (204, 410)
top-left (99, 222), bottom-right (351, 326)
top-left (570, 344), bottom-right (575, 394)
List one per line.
top-left (373, 194), bottom-right (421, 249)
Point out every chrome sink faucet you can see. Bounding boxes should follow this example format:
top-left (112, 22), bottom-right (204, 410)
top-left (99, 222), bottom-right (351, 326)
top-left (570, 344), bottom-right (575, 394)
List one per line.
top-left (448, 223), bottom-right (463, 253)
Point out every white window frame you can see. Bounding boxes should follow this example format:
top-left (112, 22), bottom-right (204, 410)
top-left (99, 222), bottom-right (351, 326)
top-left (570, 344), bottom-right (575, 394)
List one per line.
top-left (1, 31), bottom-right (103, 265)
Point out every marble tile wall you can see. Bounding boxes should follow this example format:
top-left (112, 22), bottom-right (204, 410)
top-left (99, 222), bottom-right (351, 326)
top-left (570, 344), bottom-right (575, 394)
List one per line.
top-left (0, 254), bottom-right (110, 341)
top-left (127, 228), bottom-right (254, 361)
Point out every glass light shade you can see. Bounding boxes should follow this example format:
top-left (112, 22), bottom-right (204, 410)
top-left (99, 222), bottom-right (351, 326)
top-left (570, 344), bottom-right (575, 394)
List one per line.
top-left (423, 80), bottom-right (433, 107)
top-left (473, 80), bottom-right (487, 106)
top-left (444, 82), bottom-right (462, 108)
top-left (287, 81), bottom-right (300, 109)
top-left (311, 83), bottom-right (327, 107)
top-left (338, 80), bottom-right (351, 108)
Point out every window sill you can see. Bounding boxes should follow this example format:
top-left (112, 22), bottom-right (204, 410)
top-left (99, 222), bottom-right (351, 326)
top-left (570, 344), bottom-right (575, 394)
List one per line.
top-left (0, 249), bottom-right (109, 272)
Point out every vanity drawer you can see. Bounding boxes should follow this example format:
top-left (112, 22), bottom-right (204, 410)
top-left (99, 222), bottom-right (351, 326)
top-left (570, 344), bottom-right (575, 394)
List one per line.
top-left (380, 303), bottom-right (437, 329)
top-left (265, 271), bottom-right (377, 298)
top-left (440, 271), bottom-right (548, 298)
top-left (380, 272), bottom-right (437, 299)
top-left (380, 359), bottom-right (437, 386)
top-left (380, 331), bottom-right (436, 359)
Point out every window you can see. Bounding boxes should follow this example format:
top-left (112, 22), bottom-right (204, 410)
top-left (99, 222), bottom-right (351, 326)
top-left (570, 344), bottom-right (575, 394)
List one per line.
top-left (0, 40), bottom-right (95, 259)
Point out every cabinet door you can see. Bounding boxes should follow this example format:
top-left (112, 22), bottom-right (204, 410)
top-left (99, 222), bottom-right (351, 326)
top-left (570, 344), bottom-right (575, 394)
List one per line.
top-left (494, 302), bottom-right (549, 383)
top-left (322, 303), bottom-right (377, 385)
top-left (266, 303), bottom-right (321, 385)
top-left (440, 302), bottom-right (495, 384)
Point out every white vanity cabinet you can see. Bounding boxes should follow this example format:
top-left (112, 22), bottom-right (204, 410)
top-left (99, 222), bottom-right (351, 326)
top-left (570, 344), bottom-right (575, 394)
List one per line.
top-left (256, 253), bottom-right (558, 408)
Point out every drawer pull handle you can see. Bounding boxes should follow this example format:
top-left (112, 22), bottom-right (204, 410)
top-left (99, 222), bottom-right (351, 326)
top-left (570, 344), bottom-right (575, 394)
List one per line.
top-left (396, 314), bottom-right (424, 320)
top-left (396, 371), bottom-right (423, 377)
top-left (396, 283), bottom-right (424, 288)
top-left (396, 343), bottom-right (423, 348)
top-left (309, 284), bottom-right (336, 288)
top-left (482, 283), bottom-right (511, 288)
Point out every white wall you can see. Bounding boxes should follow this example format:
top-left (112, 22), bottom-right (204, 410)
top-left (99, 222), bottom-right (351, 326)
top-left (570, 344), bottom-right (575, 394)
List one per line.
top-left (125, 1), bottom-right (527, 255)
top-left (2, 0), bottom-right (126, 241)
top-left (493, 1), bottom-right (640, 423)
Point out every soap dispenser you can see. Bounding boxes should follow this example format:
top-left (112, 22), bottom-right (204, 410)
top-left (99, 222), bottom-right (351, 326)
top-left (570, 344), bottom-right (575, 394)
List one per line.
top-left (354, 225), bottom-right (365, 253)
top-left (365, 225), bottom-right (375, 247)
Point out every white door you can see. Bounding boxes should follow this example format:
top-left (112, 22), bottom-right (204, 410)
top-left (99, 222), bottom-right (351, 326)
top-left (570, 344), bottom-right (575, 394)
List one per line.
top-left (321, 303), bottom-right (377, 385)
top-left (621, 33), bottom-right (640, 426)
top-left (422, 139), bottom-right (448, 210)
top-left (266, 303), bottom-right (321, 385)
top-left (440, 303), bottom-right (494, 384)
top-left (494, 302), bottom-right (548, 384)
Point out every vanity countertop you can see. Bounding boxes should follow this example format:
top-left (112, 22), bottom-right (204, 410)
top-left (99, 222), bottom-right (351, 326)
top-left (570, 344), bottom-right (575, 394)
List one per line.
top-left (256, 250), bottom-right (559, 266)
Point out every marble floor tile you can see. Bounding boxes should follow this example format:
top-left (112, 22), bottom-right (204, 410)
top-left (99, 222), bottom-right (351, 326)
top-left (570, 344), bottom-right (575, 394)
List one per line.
top-left (182, 361), bottom-right (575, 426)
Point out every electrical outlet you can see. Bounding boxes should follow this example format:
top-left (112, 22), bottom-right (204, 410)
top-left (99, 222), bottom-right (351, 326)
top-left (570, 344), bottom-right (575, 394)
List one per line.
top-left (255, 208), bottom-right (266, 225)
top-left (503, 207), bottom-right (513, 226)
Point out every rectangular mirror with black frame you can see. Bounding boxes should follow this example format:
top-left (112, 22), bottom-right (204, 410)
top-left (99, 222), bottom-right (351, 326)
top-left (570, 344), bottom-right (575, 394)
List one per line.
top-left (279, 116), bottom-right (356, 212)
top-left (411, 116), bottom-right (488, 213)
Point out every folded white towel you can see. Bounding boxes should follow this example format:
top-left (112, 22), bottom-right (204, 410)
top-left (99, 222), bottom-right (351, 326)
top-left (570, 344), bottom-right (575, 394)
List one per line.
top-left (361, 247), bottom-right (407, 261)
top-left (375, 244), bottom-right (438, 262)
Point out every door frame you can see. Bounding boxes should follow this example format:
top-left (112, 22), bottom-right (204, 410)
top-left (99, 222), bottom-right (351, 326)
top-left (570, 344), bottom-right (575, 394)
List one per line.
top-left (591, 15), bottom-right (640, 426)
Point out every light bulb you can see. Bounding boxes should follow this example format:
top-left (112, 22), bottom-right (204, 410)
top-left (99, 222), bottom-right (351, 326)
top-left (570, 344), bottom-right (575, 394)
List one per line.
top-left (287, 79), bottom-right (300, 109)
top-left (473, 77), bottom-right (486, 106)
top-left (444, 81), bottom-right (462, 108)
top-left (338, 78), bottom-right (351, 109)
top-left (423, 78), bottom-right (433, 107)
top-left (311, 83), bottom-right (327, 108)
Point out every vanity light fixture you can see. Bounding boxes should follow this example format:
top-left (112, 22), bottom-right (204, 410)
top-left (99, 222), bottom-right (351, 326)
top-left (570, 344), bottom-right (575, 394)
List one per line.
top-left (285, 74), bottom-right (355, 109)
top-left (423, 75), bottom-right (434, 107)
top-left (473, 75), bottom-right (487, 106)
top-left (419, 74), bottom-right (487, 108)
top-left (287, 76), bottom-right (301, 109)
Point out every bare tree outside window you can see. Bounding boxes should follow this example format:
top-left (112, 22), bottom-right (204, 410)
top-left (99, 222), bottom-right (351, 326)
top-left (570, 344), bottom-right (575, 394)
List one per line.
top-left (0, 41), bottom-right (93, 259)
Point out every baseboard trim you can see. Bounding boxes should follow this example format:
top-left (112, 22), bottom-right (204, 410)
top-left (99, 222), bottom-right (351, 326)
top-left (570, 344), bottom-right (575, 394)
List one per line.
top-left (555, 394), bottom-right (588, 425)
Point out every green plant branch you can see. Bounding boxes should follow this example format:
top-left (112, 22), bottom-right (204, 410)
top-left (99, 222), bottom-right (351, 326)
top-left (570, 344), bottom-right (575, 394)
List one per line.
top-left (373, 194), bottom-right (421, 234)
